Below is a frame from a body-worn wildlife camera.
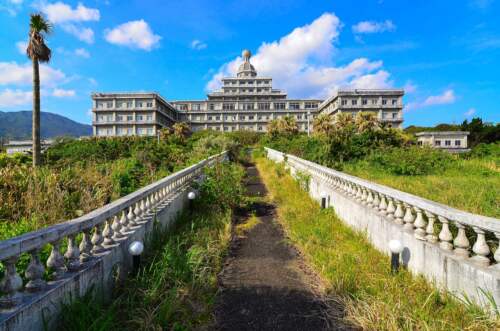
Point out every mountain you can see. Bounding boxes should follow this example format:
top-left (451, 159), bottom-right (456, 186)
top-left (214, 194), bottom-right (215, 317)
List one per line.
top-left (0, 111), bottom-right (92, 140)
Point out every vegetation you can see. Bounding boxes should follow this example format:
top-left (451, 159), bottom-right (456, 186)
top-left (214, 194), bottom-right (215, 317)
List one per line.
top-left (59, 161), bottom-right (245, 331)
top-left (256, 157), bottom-right (498, 331)
top-left (27, 13), bottom-right (53, 166)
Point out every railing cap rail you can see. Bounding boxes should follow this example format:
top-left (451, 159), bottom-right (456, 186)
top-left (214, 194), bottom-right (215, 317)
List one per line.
top-left (264, 147), bottom-right (500, 232)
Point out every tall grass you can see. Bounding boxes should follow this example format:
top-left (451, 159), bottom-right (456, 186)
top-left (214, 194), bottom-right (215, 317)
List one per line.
top-left (256, 157), bottom-right (499, 331)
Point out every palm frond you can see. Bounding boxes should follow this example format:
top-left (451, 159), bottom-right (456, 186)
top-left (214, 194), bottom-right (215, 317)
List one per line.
top-left (29, 13), bottom-right (53, 34)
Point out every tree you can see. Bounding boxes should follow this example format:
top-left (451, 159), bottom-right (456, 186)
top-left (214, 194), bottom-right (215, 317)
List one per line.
top-left (27, 13), bottom-right (52, 167)
top-left (312, 113), bottom-right (334, 137)
top-left (355, 111), bottom-right (380, 133)
top-left (267, 116), bottom-right (299, 137)
top-left (172, 122), bottom-right (191, 141)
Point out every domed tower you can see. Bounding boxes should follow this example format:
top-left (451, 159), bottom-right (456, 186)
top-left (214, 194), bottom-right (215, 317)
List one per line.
top-left (237, 49), bottom-right (257, 78)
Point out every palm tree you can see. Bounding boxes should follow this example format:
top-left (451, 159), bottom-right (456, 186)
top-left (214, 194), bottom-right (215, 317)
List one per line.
top-left (27, 13), bottom-right (52, 166)
top-left (355, 111), bottom-right (380, 133)
top-left (312, 113), bottom-right (334, 137)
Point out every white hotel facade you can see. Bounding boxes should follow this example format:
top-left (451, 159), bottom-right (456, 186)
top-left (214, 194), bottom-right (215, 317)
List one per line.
top-left (92, 50), bottom-right (405, 136)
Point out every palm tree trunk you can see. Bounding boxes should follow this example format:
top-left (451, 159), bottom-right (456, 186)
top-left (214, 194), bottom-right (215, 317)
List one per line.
top-left (32, 58), bottom-right (41, 167)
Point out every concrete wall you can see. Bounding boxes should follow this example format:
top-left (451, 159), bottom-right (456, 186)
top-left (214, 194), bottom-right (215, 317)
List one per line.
top-left (0, 187), bottom-right (190, 331)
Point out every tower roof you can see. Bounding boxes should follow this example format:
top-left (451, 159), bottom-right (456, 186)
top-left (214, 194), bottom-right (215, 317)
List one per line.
top-left (237, 49), bottom-right (257, 77)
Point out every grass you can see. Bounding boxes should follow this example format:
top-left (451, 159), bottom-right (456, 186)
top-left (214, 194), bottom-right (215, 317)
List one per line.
top-left (343, 157), bottom-right (499, 218)
top-left (235, 214), bottom-right (261, 237)
top-left (255, 157), bottom-right (499, 331)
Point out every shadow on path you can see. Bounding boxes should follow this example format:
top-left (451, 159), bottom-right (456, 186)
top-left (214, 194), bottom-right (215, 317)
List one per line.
top-left (213, 164), bottom-right (354, 331)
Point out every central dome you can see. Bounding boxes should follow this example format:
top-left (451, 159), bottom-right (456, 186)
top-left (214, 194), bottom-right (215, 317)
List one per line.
top-left (237, 49), bottom-right (257, 77)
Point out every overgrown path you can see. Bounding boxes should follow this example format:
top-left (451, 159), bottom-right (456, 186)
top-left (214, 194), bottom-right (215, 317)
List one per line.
top-left (214, 163), bottom-right (352, 331)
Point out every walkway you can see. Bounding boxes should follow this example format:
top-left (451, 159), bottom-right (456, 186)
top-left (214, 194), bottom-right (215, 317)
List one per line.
top-left (214, 163), bottom-right (352, 331)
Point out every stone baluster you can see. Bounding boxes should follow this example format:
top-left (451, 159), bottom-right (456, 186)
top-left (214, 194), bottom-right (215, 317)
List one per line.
top-left (102, 219), bottom-right (115, 246)
top-left (355, 186), bottom-right (363, 201)
top-left (424, 212), bottom-right (438, 243)
top-left (360, 188), bottom-right (368, 205)
top-left (471, 227), bottom-right (491, 266)
top-left (47, 240), bottom-right (66, 279)
top-left (366, 190), bottom-right (374, 207)
top-left (91, 224), bottom-right (105, 254)
top-left (494, 232), bottom-right (500, 267)
top-left (128, 205), bottom-right (137, 227)
top-left (0, 256), bottom-right (23, 308)
top-left (372, 192), bottom-right (380, 210)
top-left (112, 215), bottom-right (122, 240)
top-left (453, 222), bottom-right (470, 258)
top-left (393, 200), bottom-right (404, 225)
top-left (65, 234), bottom-right (81, 271)
top-left (403, 204), bottom-right (415, 231)
top-left (79, 229), bottom-right (93, 262)
top-left (145, 195), bottom-right (151, 211)
top-left (378, 195), bottom-right (388, 214)
top-left (134, 201), bottom-right (142, 220)
top-left (140, 198), bottom-right (147, 215)
top-left (25, 249), bottom-right (46, 292)
top-left (413, 207), bottom-right (427, 240)
top-left (438, 216), bottom-right (453, 251)
top-left (386, 197), bottom-right (396, 219)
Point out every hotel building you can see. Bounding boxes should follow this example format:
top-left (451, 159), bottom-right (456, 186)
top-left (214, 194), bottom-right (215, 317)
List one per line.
top-left (92, 50), bottom-right (405, 136)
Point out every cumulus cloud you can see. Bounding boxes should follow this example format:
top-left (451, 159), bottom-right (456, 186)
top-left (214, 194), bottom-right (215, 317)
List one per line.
top-left (104, 20), bottom-right (161, 51)
top-left (352, 20), bottom-right (396, 34)
top-left (0, 61), bottom-right (66, 87)
top-left (52, 88), bottom-right (75, 97)
top-left (422, 89), bottom-right (456, 106)
top-left (74, 48), bottom-right (90, 58)
top-left (16, 40), bottom-right (27, 55)
top-left (61, 24), bottom-right (94, 43)
top-left (0, 89), bottom-right (32, 108)
top-left (465, 108), bottom-right (476, 117)
top-left (191, 39), bottom-right (207, 50)
top-left (41, 2), bottom-right (100, 24)
top-left (206, 13), bottom-right (393, 99)
top-left (403, 81), bottom-right (418, 94)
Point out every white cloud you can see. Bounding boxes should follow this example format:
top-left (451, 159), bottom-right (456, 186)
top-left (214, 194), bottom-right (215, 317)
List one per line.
top-left (61, 24), bottom-right (94, 44)
top-left (352, 20), bottom-right (396, 34)
top-left (0, 89), bottom-right (32, 108)
top-left (16, 40), bottom-right (27, 55)
top-left (206, 13), bottom-right (393, 99)
top-left (191, 39), bottom-right (207, 50)
top-left (465, 108), bottom-right (476, 117)
top-left (422, 89), bottom-right (456, 106)
top-left (104, 20), bottom-right (161, 51)
top-left (52, 88), bottom-right (75, 97)
top-left (9, 0), bottom-right (23, 4)
top-left (0, 61), bottom-right (66, 87)
top-left (75, 48), bottom-right (90, 58)
top-left (41, 2), bottom-right (100, 24)
top-left (403, 81), bottom-right (418, 94)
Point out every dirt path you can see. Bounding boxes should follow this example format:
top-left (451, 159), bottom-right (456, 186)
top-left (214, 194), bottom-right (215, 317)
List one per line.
top-left (213, 163), bottom-right (352, 331)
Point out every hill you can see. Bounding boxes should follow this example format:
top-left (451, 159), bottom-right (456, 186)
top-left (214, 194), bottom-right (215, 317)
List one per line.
top-left (0, 111), bottom-right (92, 139)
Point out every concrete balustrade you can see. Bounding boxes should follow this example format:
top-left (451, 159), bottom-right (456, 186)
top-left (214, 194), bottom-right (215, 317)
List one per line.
top-left (0, 152), bottom-right (227, 331)
top-left (266, 147), bottom-right (500, 310)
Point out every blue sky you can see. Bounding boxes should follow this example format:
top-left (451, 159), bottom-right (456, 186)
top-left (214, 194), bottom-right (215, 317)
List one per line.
top-left (0, 0), bottom-right (499, 127)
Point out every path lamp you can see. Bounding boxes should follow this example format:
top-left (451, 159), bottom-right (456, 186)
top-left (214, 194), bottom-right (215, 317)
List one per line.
top-left (188, 191), bottom-right (196, 211)
top-left (388, 239), bottom-right (404, 274)
top-left (128, 241), bottom-right (144, 275)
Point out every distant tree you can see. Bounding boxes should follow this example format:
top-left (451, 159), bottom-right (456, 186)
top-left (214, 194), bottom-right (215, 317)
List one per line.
top-left (461, 117), bottom-right (500, 147)
top-left (355, 111), bottom-right (380, 133)
top-left (172, 122), bottom-right (191, 141)
top-left (159, 128), bottom-right (172, 141)
top-left (27, 13), bottom-right (52, 167)
top-left (312, 113), bottom-right (334, 137)
top-left (267, 116), bottom-right (299, 137)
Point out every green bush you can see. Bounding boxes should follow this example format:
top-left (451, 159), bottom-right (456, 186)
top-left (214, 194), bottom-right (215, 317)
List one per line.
top-left (367, 146), bottom-right (454, 175)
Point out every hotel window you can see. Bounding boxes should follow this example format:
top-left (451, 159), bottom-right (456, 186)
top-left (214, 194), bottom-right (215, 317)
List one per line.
top-left (137, 101), bottom-right (143, 108)
top-left (305, 102), bottom-right (317, 109)
top-left (192, 104), bottom-right (201, 111)
top-left (126, 101), bottom-right (133, 108)
top-left (208, 116), bottom-right (212, 120)
top-left (137, 115), bottom-right (144, 121)
top-left (362, 99), bottom-right (368, 105)
top-left (351, 99), bottom-right (357, 106)
top-left (146, 115), bottom-right (153, 122)
top-left (274, 102), bottom-right (286, 110)
top-left (117, 115), bottom-right (124, 122)
top-left (258, 103), bottom-right (270, 110)
top-left (392, 113), bottom-right (398, 119)
top-left (223, 103), bottom-right (235, 110)
top-left (243, 103), bottom-right (254, 110)
top-left (289, 102), bottom-right (300, 110)
top-left (178, 104), bottom-right (188, 111)
top-left (106, 101), bottom-right (113, 108)
top-left (341, 100), bottom-right (348, 106)
top-left (249, 115), bottom-right (254, 120)
top-left (216, 116), bottom-right (220, 120)
top-left (455, 140), bottom-right (461, 146)
top-left (146, 102), bottom-right (153, 107)
top-left (147, 128), bottom-right (154, 135)
top-left (257, 115), bottom-right (262, 120)
top-left (127, 115), bottom-right (133, 121)
top-left (258, 126), bottom-right (263, 131)
top-left (297, 114), bottom-right (302, 120)
top-left (392, 99), bottom-right (398, 105)
top-left (127, 128), bottom-right (133, 135)
top-left (371, 99), bottom-right (377, 105)
top-left (224, 127), bottom-right (229, 131)
top-left (445, 140), bottom-right (451, 146)
top-left (382, 99), bottom-right (387, 105)
top-left (435, 140), bottom-right (441, 146)
top-left (248, 89), bottom-right (254, 92)
top-left (209, 103), bottom-right (215, 110)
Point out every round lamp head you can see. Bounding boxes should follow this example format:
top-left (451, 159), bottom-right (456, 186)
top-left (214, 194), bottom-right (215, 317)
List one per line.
top-left (388, 239), bottom-right (404, 254)
top-left (188, 191), bottom-right (196, 200)
top-left (128, 241), bottom-right (144, 256)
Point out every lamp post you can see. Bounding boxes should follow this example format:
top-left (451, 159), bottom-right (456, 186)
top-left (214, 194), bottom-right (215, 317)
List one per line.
top-left (388, 239), bottom-right (404, 274)
top-left (128, 241), bottom-right (144, 274)
top-left (188, 191), bottom-right (196, 211)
